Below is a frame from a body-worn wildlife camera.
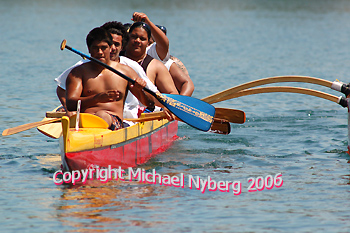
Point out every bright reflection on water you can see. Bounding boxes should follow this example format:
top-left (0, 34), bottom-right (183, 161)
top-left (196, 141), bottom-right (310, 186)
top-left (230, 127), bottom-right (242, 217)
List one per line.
top-left (1, 0), bottom-right (350, 232)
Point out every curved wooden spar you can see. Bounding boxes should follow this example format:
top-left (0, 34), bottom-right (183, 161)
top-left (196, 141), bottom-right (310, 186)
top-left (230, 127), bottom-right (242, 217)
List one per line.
top-left (219, 86), bottom-right (348, 107)
top-left (202, 75), bottom-right (349, 104)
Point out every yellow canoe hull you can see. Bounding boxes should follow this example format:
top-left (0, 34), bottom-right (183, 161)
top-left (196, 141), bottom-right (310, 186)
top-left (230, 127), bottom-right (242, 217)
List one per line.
top-left (60, 114), bottom-right (178, 171)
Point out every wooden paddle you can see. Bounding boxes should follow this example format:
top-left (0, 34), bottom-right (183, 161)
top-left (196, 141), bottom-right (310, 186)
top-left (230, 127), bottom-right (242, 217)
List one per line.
top-left (2, 118), bottom-right (61, 136)
top-left (61, 39), bottom-right (215, 132)
top-left (2, 112), bottom-right (112, 136)
top-left (201, 75), bottom-right (349, 104)
top-left (209, 119), bottom-right (231, 135)
top-left (37, 120), bottom-right (62, 139)
top-left (214, 108), bottom-right (245, 124)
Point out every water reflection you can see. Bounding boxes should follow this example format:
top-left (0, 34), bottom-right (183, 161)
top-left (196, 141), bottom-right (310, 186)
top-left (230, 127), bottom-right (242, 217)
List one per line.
top-left (55, 172), bottom-right (182, 231)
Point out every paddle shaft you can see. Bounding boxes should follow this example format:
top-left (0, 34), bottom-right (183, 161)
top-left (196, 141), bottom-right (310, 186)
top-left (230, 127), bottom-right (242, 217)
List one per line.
top-left (2, 118), bottom-right (61, 136)
top-left (63, 44), bottom-right (157, 98)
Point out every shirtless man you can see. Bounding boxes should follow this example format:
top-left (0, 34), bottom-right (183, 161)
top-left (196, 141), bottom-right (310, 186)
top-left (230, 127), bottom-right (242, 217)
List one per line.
top-left (56, 22), bottom-right (158, 119)
top-left (66, 27), bottom-right (154, 130)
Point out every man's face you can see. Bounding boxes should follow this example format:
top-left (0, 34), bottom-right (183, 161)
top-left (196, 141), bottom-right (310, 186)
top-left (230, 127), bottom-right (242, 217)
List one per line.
top-left (88, 40), bottom-right (111, 63)
top-left (110, 34), bottom-right (123, 61)
top-left (126, 27), bottom-right (149, 55)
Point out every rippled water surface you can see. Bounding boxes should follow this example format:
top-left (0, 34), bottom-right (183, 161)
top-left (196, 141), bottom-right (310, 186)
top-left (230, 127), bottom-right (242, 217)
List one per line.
top-left (1, 0), bottom-right (350, 232)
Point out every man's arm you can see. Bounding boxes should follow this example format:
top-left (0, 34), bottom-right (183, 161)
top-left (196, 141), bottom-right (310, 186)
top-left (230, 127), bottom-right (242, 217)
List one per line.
top-left (153, 61), bottom-right (179, 95)
top-left (170, 55), bottom-right (190, 78)
top-left (56, 86), bottom-right (75, 117)
top-left (169, 63), bottom-right (194, 96)
top-left (56, 86), bottom-right (67, 110)
top-left (126, 68), bottom-right (155, 110)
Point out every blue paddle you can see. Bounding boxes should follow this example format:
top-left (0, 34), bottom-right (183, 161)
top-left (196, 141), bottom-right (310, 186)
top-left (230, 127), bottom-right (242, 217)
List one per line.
top-left (60, 40), bottom-right (215, 131)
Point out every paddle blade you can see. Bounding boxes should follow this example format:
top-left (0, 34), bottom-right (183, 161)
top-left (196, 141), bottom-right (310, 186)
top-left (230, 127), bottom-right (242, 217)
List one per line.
top-left (156, 93), bottom-right (215, 131)
top-left (215, 108), bottom-right (246, 124)
top-left (209, 118), bottom-right (231, 135)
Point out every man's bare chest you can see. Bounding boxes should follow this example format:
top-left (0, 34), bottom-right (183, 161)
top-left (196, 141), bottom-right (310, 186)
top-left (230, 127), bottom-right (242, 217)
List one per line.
top-left (81, 72), bottom-right (128, 97)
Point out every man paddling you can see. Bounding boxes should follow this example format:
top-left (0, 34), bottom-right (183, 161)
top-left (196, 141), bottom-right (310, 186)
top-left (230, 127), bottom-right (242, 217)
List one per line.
top-left (65, 27), bottom-right (154, 130)
top-left (55, 22), bottom-right (158, 118)
top-left (55, 21), bottom-right (174, 120)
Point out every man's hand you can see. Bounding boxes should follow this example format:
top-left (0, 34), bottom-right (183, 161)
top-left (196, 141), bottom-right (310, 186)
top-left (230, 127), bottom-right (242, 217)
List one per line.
top-left (130, 77), bottom-right (147, 91)
top-left (94, 90), bottom-right (121, 103)
top-left (163, 108), bottom-right (176, 121)
top-left (132, 12), bottom-right (150, 24)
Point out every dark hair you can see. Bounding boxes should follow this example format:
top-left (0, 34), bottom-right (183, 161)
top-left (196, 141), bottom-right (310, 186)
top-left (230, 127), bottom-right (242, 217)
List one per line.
top-left (101, 21), bottom-right (129, 48)
top-left (128, 22), bottom-right (152, 40)
top-left (156, 25), bottom-right (167, 35)
top-left (123, 23), bottom-right (132, 31)
top-left (86, 27), bottom-right (113, 48)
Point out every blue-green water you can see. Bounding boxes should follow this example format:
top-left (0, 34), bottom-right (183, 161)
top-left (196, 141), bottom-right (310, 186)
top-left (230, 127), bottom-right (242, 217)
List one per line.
top-left (1, 0), bottom-right (350, 232)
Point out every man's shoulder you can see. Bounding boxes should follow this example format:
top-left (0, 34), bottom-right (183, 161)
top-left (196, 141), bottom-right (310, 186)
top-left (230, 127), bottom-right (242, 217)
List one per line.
top-left (149, 57), bottom-right (165, 68)
top-left (113, 60), bottom-right (136, 76)
top-left (71, 61), bottom-right (89, 72)
top-left (68, 61), bottom-right (94, 79)
top-left (114, 60), bottom-right (129, 69)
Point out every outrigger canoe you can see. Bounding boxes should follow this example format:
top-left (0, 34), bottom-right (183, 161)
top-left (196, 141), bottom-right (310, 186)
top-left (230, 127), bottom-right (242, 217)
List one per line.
top-left (36, 106), bottom-right (240, 172)
top-left (38, 111), bottom-right (178, 172)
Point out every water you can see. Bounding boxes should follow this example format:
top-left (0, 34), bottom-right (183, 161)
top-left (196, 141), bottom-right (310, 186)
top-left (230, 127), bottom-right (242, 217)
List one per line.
top-left (1, 0), bottom-right (350, 232)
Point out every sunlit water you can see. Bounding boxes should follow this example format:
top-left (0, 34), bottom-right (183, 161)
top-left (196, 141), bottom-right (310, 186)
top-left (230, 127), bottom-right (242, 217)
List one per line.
top-left (1, 0), bottom-right (350, 232)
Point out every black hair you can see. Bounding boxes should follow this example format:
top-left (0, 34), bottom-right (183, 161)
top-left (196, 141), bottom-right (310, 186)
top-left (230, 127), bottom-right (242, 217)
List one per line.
top-left (128, 22), bottom-right (152, 40)
top-left (101, 21), bottom-right (129, 48)
top-left (123, 23), bottom-right (132, 31)
top-left (86, 27), bottom-right (113, 48)
top-left (156, 25), bottom-right (167, 35)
